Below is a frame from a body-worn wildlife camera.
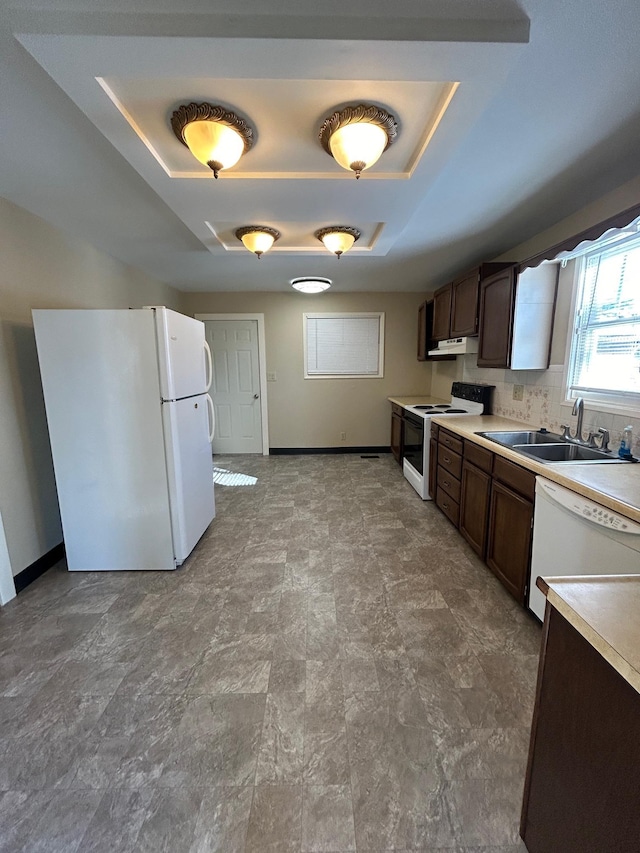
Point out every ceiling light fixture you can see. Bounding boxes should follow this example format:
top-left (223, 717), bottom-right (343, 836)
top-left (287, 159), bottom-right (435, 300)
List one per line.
top-left (235, 226), bottom-right (281, 259)
top-left (291, 277), bottom-right (332, 294)
top-left (315, 226), bottom-right (361, 258)
top-left (319, 104), bottom-right (397, 178)
top-left (171, 102), bottom-right (254, 178)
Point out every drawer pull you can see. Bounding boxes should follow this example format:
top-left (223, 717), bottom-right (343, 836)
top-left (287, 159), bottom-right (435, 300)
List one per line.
top-left (443, 479), bottom-right (450, 487)
top-left (443, 455), bottom-right (451, 464)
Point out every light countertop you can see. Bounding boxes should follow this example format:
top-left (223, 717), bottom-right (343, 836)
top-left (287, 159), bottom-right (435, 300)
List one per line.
top-left (542, 576), bottom-right (640, 695)
top-left (430, 414), bottom-right (640, 524)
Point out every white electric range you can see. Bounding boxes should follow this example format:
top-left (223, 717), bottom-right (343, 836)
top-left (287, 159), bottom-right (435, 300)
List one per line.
top-left (402, 381), bottom-right (495, 499)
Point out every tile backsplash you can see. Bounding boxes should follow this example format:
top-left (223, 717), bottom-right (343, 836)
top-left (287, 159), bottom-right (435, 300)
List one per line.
top-left (460, 356), bottom-right (640, 456)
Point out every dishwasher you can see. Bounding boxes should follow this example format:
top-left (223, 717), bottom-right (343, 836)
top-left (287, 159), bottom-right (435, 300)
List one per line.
top-left (528, 477), bottom-right (640, 621)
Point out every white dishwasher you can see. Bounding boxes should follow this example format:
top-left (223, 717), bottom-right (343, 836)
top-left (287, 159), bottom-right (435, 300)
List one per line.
top-left (529, 477), bottom-right (640, 620)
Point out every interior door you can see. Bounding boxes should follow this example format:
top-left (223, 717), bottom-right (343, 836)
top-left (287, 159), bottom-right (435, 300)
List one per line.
top-left (204, 319), bottom-right (263, 454)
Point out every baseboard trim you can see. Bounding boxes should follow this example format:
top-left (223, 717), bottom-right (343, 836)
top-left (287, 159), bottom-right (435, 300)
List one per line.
top-left (14, 543), bottom-right (65, 594)
top-left (269, 446), bottom-right (391, 456)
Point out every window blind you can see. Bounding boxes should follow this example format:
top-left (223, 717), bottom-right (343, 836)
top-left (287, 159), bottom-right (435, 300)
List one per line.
top-left (305, 314), bottom-right (383, 377)
top-left (569, 237), bottom-right (640, 397)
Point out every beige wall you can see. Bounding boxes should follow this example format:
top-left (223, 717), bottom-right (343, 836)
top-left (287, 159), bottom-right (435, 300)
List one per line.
top-left (0, 197), bottom-right (183, 578)
top-left (183, 291), bottom-right (433, 449)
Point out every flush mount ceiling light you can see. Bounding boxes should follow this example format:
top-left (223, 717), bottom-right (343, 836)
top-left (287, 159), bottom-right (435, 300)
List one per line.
top-left (171, 102), bottom-right (254, 178)
top-left (291, 277), bottom-right (332, 294)
top-left (315, 226), bottom-right (361, 258)
top-left (319, 104), bottom-right (398, 178)
top-left (235, 226), bottom-right (281, 259)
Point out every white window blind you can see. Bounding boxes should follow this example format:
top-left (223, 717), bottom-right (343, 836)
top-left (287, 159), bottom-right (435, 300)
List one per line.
top-left (304, 313), bottom-right (384, 378)
top-left (569, 236), bottom-right (640, 399)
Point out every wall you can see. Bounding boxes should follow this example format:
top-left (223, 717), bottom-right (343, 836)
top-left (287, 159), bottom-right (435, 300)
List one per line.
top-left (183, 291), bottom-right (432, 449)
top-left (431, 174), bottom-right (640, 454)
top-left (0, 197), bottom-right (184, 578)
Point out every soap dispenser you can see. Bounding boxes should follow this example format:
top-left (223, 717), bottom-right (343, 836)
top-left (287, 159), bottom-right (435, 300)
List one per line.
top-left (618, 425), bottom-right (633, 458)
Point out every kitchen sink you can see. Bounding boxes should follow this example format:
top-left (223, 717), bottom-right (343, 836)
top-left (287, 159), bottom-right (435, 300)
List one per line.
top-left (475, 429), bottom-right (625, 463)
top-left (512, 443), bottom-right (621, 463)
top-left (476, 429), bottom-right (566, 447)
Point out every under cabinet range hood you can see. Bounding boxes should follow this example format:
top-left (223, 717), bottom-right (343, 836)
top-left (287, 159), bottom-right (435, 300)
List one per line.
top-left (428, 336), bottom-right (479, 356)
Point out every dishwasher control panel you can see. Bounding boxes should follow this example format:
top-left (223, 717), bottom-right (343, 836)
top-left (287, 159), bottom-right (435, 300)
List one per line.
top-left (539, 480), bottom-right (640, 534)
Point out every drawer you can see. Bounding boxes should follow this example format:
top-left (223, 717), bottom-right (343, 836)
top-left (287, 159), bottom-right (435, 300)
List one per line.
top-left (439, 428), bottom-right (463, 455)
top-left (493, 455), bottom-right (536, 501)
top-left (437, 464), bottom-right (461, 503)
top-left (438, 446), bottom-right (462, 480)
top-left (436, 485), bottom-right (460, 527)
top-left (391, 403), bottom-right (404, 417)
top-left (464, 440), bottom-right (493, 474)
top-left (431, 422), bottom-right (439, 440)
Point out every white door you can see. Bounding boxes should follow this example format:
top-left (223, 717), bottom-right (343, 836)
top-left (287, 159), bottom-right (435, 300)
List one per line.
top-left (205, 319), bottom-right (262, 454)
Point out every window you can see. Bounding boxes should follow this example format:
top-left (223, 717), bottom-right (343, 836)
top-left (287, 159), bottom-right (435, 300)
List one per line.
top-left (303, 312), bottom-right (384, 378)
top-left (567, 234), bottom-right (640, 408)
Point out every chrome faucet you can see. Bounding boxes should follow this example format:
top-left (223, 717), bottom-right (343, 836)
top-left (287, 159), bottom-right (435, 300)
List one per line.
top-left (561, 397), bottom-right (587, 444)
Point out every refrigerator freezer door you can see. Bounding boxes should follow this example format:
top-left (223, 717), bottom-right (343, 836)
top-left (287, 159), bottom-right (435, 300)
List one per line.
top-left (162, 395), bottom-right (215, 564)
top-left (152, 307), bottom-right (208, 400)
top-left (32, 309), bottom-right (176, 570)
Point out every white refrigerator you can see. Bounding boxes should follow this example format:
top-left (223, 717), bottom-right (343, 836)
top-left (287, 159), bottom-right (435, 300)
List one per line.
top-left (33, 306), bottom-right (216, 571)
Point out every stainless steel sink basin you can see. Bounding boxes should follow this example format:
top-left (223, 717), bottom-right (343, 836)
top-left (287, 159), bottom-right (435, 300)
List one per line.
top-left (475, 429), bottom-right (625, 464)
top-left (512, 443), bottom-right (621, 463)
top-left (476, 430), bottom-right (565, 447)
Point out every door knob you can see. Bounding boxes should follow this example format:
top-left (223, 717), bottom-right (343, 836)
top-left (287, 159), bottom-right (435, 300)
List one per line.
top-left (253, 393), bottom-right (259, 399)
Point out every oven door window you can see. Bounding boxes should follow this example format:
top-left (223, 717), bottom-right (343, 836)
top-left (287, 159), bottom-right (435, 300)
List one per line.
top-left (403, 414), bottom-right (424, 476)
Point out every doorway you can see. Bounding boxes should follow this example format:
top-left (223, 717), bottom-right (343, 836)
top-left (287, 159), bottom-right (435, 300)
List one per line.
top-left (196, 314), bottom-right (269, 455)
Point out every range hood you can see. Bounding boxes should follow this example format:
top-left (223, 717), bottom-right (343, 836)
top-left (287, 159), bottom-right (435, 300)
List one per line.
top-left (428, 337), bottom-right (479, 356)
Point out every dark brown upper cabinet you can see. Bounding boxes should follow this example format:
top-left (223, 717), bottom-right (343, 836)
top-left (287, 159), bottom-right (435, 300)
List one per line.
top-left (477, 267), bottom-right (516, 368)
top-left (417, 299), bottom-right (455, 361)
top-left (432, 286), bottom-right (453, 341)
top-left (477, 264), bottom-right (558, 369)
top-left (432, 263), bottom-right (513, 342)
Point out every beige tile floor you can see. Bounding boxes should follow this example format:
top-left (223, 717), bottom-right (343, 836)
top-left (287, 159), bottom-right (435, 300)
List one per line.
top-left (0, 453), bottom-right (540, 852)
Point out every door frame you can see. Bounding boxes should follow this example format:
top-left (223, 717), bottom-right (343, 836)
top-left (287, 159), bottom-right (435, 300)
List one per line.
top-left (195, 313), bottom-right (269, 456)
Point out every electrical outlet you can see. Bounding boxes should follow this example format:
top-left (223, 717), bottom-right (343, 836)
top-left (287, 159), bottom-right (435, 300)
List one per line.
top-left (267, 371), bottom-right (277, 381)
top-left (513, 384), bottom-right (524, 401)
top-left (340, 431), bottom-right (346, 441)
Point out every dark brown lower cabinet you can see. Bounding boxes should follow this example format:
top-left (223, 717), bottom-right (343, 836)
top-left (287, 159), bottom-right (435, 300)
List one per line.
top-left (486, 480), bottom-right (532, 605)
top-left (428, 436), bottom-right (438, 498)
top-left (459, 459), bottom-right (491, 558)
top-left (521, 606), bottom-right (640, 852)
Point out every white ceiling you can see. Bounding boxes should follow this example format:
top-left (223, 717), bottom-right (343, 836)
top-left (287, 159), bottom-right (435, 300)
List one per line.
top-left (2, 0), bottom-right (640, 293)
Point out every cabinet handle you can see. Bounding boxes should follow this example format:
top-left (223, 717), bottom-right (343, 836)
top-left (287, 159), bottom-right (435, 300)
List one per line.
top-left (443, 480), bottom-right (450, 487)
top-left (443, 455), bottom-right (451, 464)
top-left (442, 502), bottom-right (449, 509)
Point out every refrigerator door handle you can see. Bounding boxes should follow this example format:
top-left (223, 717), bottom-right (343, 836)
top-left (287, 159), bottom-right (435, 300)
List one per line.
top-left (203, 340), bottom-right (213, 392)
top-left (206, 393), bottom-right (215, 442)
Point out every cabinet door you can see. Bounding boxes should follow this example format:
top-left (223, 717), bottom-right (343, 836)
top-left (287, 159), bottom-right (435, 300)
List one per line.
top-left (428, 437), bottom-right (438, 498)
top-left (477, 267), bottom-right (516, 368)
top-left (417, 302), bottom-right (427, 361)
top-left (521, 608), bottom-right (640, 853)
top-left (391, 411), bottom-right (403, 463)
top-left (459, 460), bottom-right (491, 558)
top-left (432, 283), bottom-right (452, 340)
top-left (451, 270), bottom-right (480, 337)
top-left (486, 480), bottom-right (532, 604)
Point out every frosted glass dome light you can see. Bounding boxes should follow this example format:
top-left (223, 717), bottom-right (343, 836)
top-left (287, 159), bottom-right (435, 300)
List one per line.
top-left (171, 103), bottom-right (254, 178)
top-left (319, 104), bottom-right (398, 178)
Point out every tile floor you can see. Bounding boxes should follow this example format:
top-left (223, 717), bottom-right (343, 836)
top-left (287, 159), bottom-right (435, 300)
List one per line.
top-left (0, 453), bottom-right (541, 852)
